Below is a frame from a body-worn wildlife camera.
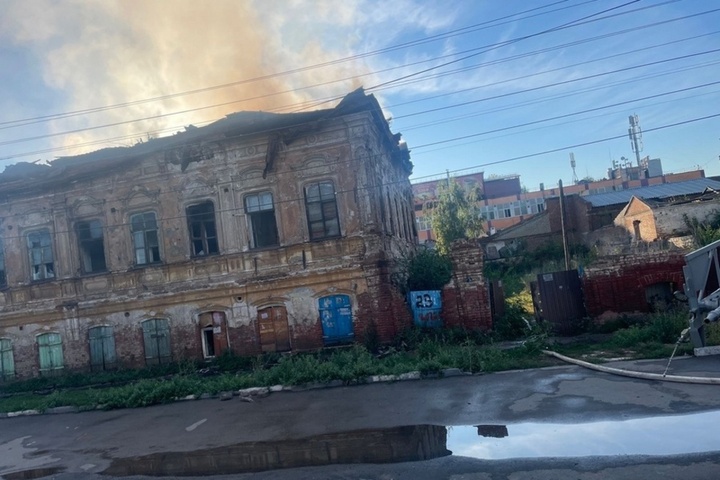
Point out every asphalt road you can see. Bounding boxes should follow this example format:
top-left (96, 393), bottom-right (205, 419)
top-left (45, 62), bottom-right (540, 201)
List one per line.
top-left (2, 355), bottom-right (720, 479)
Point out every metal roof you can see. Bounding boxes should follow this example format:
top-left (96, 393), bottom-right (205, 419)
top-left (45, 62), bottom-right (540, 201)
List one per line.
top-left (582, 178), bottom-right (720, 207)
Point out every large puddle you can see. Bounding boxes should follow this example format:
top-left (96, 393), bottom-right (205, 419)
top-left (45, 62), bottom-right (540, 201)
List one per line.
top-left (449, 409), bottom-right (720, 459)
top-left (102, 410), bottom-right (720, 476)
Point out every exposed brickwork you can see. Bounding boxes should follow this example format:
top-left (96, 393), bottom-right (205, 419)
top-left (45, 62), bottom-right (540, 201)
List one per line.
top-left (0, 90), bottom-right (420, 379)
top-left (441, 241), bottom-right (493, 331)
top-left (582, 252), bottom-right (686, 317)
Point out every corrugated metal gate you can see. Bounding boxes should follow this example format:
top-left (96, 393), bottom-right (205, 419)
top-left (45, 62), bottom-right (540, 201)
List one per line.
top-left (531, 269), bottom-right (586, 335)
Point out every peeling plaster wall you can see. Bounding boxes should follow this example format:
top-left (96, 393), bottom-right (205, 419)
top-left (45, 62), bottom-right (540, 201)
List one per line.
top-left (0, 102), bottom-right (418, 378)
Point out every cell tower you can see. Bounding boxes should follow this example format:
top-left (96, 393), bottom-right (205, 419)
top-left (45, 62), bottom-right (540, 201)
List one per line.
top-left (628, 114), bottom-right (643, 167)
top-left (569, 152), bottom-right (578, 184)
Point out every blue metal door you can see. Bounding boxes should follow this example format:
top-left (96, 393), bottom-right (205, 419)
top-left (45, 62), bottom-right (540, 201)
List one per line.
top-left (319, 295), bottom-right (354, 345)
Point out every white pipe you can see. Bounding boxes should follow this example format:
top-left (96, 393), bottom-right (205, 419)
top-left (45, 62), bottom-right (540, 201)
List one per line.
top-left (542, 350), bottom-right (720, 385)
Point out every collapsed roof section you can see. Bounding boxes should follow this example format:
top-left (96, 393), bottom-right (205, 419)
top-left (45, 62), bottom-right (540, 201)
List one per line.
top-left (0, 88), bottom-right (411, 195)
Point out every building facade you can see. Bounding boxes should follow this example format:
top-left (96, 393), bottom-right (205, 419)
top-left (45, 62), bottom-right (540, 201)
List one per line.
top-left (412, 163), bottom-right (706, 241)
top-left (0, 89), bottom-right (418, 379)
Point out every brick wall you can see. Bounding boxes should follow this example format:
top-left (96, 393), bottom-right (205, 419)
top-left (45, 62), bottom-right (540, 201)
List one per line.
top-left (442, 241), bottom-right (493, 331)
top-left (582, 252), bottom-right (685, 317)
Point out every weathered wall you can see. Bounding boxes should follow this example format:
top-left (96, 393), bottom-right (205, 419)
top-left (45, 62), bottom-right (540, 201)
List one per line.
top-left (582, 252), bottom-right (685, 317)
top-left (0, 95), bottom-right (420, 378)
top-left (442, 241), bottom-right (493, 331)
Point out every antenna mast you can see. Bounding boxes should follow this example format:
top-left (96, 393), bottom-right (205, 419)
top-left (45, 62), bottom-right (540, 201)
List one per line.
top-left (570, 152), bottom-right (578, 184)
top-left (628, 114), bottom-right (643, 167)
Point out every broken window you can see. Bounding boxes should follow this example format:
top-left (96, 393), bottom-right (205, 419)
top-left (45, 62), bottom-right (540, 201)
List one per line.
top-left (304, 181), bottom-right (340, 240)
top-left (245, 192), bottom-right (279, 248)
top-left (27, 230), bottom-right (55, 281)
top-left (37, 332), bottom-right (63, 373)
top-left (199, 311), bottom-right (228, 358)
top-left (186, 201), bottom-right (219, 256)
top-left (76, 220), bottom-right (107, 273)
top-left (0, 338), bottom-right (14, 381)
top-left (0, 237), bottom-right (6, 288)
top-left (131, 212), bottom-right (161, 265)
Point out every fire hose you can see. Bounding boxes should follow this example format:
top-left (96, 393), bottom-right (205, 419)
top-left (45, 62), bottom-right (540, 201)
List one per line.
top-left (542, 350), bottom-right (720, 385)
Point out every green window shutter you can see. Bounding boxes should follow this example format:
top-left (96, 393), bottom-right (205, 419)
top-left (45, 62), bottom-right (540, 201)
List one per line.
top-left (38, 333), bottom-right (63, 371)
top-left (0, 339), bottom-right (14, 380)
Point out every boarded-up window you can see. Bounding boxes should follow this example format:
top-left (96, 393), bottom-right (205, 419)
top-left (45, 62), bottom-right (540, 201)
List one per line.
top-left (37, 333), bottom-right (63, 373)
top-left (89, 326), bottom-right (116, 371)
top-left (0, 237), bottom-right (6, 287)
top-left (0, 338), bottom-right (14, 381)
top-left (245, 192), bottom-right (279, 248)
top-left (27, 230), bottom-right (55, 281)
top-left (186, 201), bottom-right (219, 256)
top-left (131, 212), bottom-right (161, 265)
top-left (142, 318), bottom-right (171, 365)
top-left (77, 220), bottom-right (107, 273)
top-left (304, 181), bottom-right (340, 240)
top-left (258, 306), bottom-right (290, 353)
top-left (319, 295), bottom-right (354, 345)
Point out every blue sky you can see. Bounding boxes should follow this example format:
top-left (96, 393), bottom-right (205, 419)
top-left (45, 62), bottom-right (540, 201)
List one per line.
top-left (1, 0), bottom-right (718, 191)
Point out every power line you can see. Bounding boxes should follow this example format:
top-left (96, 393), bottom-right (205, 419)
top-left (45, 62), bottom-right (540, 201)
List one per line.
top-left (0, 0), bottom-right (591, 130)
top-left (0, 108), bottom-right (717, 241)
top-left (1, 3), bottom-right (714, 160)
top-left (2, 72), bottom-right (718, 208)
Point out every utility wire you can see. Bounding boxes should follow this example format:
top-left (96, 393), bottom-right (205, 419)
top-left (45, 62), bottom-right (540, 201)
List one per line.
top-left (0, 0), bottom-right (591, 130)
top-left (1, 3), bottom-right (713, 158)
top-left (0, 108), bottom-right (717, 239)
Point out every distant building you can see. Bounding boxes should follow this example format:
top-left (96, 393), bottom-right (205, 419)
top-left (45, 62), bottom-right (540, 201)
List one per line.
top-left (411, 157), bottom-right (706, 242)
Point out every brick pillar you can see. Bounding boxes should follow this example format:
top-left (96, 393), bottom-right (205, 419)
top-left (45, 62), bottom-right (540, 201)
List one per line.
top-left (442, 240), bottom-right (493, 331)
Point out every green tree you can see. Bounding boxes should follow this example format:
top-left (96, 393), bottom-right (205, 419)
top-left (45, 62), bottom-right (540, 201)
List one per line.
top-left (429, 180), bottom-right (483, 254)
top-left (684, 211), bottom-right (720, 248)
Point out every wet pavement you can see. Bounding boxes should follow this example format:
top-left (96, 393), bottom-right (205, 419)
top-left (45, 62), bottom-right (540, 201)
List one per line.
top-left (2, 355), bottom-right (720, 479)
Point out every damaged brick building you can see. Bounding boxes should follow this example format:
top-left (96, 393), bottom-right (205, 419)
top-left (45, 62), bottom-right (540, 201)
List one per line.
top-left (0, 88), bottom-right (418, 379)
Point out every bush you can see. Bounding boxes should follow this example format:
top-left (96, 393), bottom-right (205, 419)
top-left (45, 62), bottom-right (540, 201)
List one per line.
top-left (405, 249), bottom-right (453, 292)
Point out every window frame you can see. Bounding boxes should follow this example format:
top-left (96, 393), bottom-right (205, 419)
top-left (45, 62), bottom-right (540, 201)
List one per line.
top-left (244, 191), bottom-right (280, 249)
top-left (75, 219), bottom-right (107, 274)
top-left (37, 332), bottom-right (64, 373)
top-left (26, 229), bottom-right (55, 282)
top-left (130, 211), bottom-right (162, 266)
top-left (304, 180), bottom-right (341, 241)
top-left (0, 338), bottom-right (14, 381)
top-left (186, 201), bottom-right (220, 257)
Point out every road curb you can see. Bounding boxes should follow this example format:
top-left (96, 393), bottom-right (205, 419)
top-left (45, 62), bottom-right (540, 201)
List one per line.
top-left (0, 368), bottom-right (473, 419)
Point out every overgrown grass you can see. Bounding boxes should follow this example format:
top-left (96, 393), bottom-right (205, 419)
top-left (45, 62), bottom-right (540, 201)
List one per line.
top-left (0, 309), bottom-right (701, 414)
top-left (556, 308), bottom-right (692, 359)
top-left (0, 338), bottom-right (548, 413)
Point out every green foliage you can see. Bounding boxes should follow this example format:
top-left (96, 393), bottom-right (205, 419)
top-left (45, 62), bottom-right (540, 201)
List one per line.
top-left (430, 180), bottom-right (484, 254)
top-left (406, 249), bottom-right (453, 291)
top-left (1, 309), bottom-right (693, 414)
top-left (494, 291), bottom-right (536, 340)
top-left (684, 211), bottom-right (720, 248)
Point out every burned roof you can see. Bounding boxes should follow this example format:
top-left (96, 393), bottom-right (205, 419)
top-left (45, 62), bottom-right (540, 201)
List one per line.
top-left (0, 88), bottom-right (401, 193)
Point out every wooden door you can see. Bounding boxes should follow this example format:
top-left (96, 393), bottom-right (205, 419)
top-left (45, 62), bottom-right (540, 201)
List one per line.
top-left (258, 306), bottom-right (290, 352)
